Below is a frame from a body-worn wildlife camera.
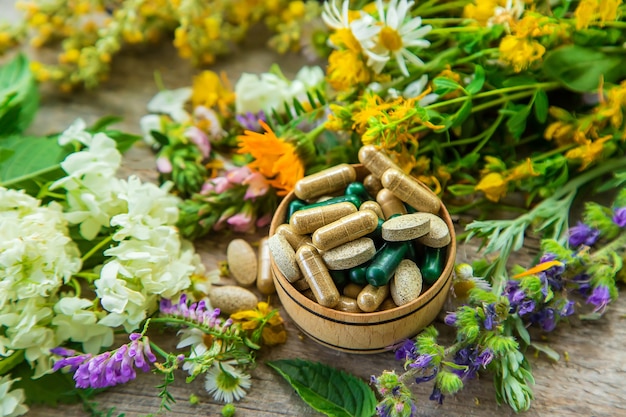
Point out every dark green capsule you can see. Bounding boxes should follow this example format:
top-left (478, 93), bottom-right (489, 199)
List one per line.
top-left (300, 194), bottom-right (362, 211)
top-left (287, 199), bottom-right (307, 223)
top-left (404, 203), bottom-right (417, 214)
top-left (349, 263), bottom-right (369, 285)
top-left (421, 246), bottom-right (446, 285)
top-left (329, 269), bottom-right (348, 290)
top-left (405, 239), bottom-right (417, 262)
top-left (345, 182), bottom-right (373, 201)
top-left (366, 242), bottom-right (409, 287)
top-left (367, 218), bottom-right (384, 245)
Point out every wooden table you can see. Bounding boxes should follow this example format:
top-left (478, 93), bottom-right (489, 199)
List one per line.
top-left (2, 2), bottom-right (625, 416)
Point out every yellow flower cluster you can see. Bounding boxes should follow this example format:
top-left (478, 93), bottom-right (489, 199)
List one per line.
top-left (574, 0), bottom-right (623, 30)
top-left (475, 158), bottom-right (539, 202)
top-left (230, 301), bottom-right (287, 346)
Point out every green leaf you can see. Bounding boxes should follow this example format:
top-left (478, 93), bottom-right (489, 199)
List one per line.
top-left (87, 115), bottom-right (124, 132)
top-left (0, 135), bottom-right (71, 194)
top-left (433, 77), bottom-right (463, 95)
top-left (103, 130), bottom-right (141, 153)
top-left (0, 53), bottom-right (40, 135)
top-left (267, 359), bottom-right (376, 417)
top-left (465, 65), bottom-right (485, 95)
top-left (542, 46), bottom-right (624, 92)
top-left (533, 89), bottom-right (548, 124)
top-left (0, 350), bottom-right (25, 375)
top-left (503, 103), bottom-right (530, 139)
top-left (530, 342), bottom-right (560, 361)
top-left (513, 316), bottom-right (530, 346)
top-left (451, 99), bottom-right (472, 128)
top-left (10, 361), bottom-right (82, 406)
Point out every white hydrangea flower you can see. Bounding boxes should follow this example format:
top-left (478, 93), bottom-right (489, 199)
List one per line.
top-left (51, 296), bottom-right (115, 354)
top-left (0, 375), bottom-right (28, 417)
top-left (147, 87), bottom-right (192, 123)
top-left (0, 188), bottom-right (81, 308)
top-left (57, 118), bottom-right (92, 147)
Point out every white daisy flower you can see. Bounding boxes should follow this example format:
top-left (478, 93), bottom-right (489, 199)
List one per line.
top-left (204, 361), bottom-right (252, 403)
top-left (364, 0), bottom-right (432, 77)
top-left (321, 0), bottom-right (380, 52)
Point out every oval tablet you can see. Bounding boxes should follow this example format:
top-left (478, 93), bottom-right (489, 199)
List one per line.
top-left (294, 163), bottom-right (356, 200)
top-left (321, 237), bottom-right (376, 270)
top-left (382, 213), bottom-right (431, 242)
top-left (209, 285), bottom-right (258, 315)
top-left (390, 259), bottom-right (423, 306)
top-left (268, 234), bottom-right (302, 283)
top-left (417, 213), bottom-right (451, 248)
top-left (227, 239), bottom-right (257, 287)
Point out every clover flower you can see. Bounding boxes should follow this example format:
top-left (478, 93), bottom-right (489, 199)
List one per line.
top-left (52, 333), bottom-right (156, 389)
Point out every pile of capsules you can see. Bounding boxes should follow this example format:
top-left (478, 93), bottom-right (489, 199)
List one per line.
top-left (268, 146), bottom-right (451, 313)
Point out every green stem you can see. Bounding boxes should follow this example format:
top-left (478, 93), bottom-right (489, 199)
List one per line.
top-left (471, 91), bottom-right (537, 114)
top-left (74, 271), bottom-right (99, 281)
top-left (80, 235), bottom-right (114, 263)
top-left (149, 340), bottom-right (170, 361)
top-left (416, 0), bottom-right (473, 17)
top-left (592, 231), bottom-right (626, 261)
top-left (429, 26), bottom-right (481, 35)
top-left (455, 48), bottom-right (499, 65)
top-left (1, 164), bottom-right (60, 188)
top-left (149, 317), bottom-right (243, 343)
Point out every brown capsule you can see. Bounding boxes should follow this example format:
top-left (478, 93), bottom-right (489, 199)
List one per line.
top-left (292, 276), bottom-right (311, 291)
top-left (358, 145), bottom-right (398, 178)
top-left (294, 163), bottom-right (357, 200)
top-left (276, 224), bottom-right (312, 250)
top-left (256, 237), bottom-right (276, 295)
top-left (312, 209), bottom-right (379, 251)
top-left (290, 202), bottom-right (357, 234)
top-left (334, 296), bottom-right (362, 313)
top-left (359, 200), bottom-right (384, 219)
top-left (381, 168), bottom-right (441, 214)
top-left (376, 188), bottom-right (408, 219)
top-left (363, 174), bottom-right (384, 197)
top-left (343, 283), bottom-right (364, 299)
top-left (357, 284), bottom-right (390, 312)
top-left (295, 244), bottom-right (340, 308)
top-left (378, 297), bottom-right (399, 311)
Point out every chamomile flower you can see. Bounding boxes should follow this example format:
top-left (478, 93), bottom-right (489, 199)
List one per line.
top-left (322, 0), bottom-right (380, 53)
top-left (204, 361), bottom-right (252, 403)
top-left (363, 0), bottom-right (432, 77)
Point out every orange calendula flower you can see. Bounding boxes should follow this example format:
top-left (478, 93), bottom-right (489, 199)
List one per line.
top-left (475, 172), bottom-right (508, 202)
top-left (230, 301), bottom-right (287, 346)
top-left (238, 121), bottom-right (305, 196)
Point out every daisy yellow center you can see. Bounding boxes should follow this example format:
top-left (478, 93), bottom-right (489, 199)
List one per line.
top-left (379, 26), bottom-right (403, 51)
top-left (216, 369), bottom-right (240, 391)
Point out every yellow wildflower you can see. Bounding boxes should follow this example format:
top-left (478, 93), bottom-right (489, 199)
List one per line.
top-left (498, 35), bottom-right (545, 72)
top-left (505, 158), bottom-right (539, 182)
top-left (565, 135), bottom-right (612, 170)
top-left (191, 70), bottom-right (235, 114)
top-left (230, 301), bottom-right (287, 346)
top-left (464, 0), bottom-right (501, 26)
top-left (238, 121), bottom-right (305, 196)
top-left (475, 172), bottom-right (508, 202)
top-left (326, 49), bottom-right (371, 92)
top-left (575, 0), bottom-right (622, 30)
top-left (599, 80), bottom-right (626, 131)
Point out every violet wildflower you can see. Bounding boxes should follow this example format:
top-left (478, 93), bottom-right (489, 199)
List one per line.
top-left (530, 308), bottom-right (557, 332)
top-left (429, 386), bottom-right (444, 405)
top-left (538, 253), bottom-right (565, 290)
top-left (444, 312), bottom-right (457, 326)
top-left (394, 339), bottom-right (418, 362)
top-left (52, 333), bottom-right (156, 389)
top-left (568, 221), bottom-right (600, 247)
top-left (613, 207), bottom-right (626, 227)
top-left (452, 347), bottom-right (494, 381)
top-left (572, 273), bottom-right (592, 295)
top-left (483, 303), bottom-right (498, 330)
top-left (586, 285), bottom-right (611, 313)
top-left (160, 294), bottom-right (234, 331)
top-left (559, 300), bottom-right (575, 317)
top-left (504, 281), bottom-right (535, 315)
top-left (236, 111), bottom-right (266, 131)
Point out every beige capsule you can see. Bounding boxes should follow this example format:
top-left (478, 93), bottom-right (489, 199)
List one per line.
top-left (378, 297), bottom-right (399, 311)
top-left (376, 188), bottom-right (408, 219)
top-left (312, 209), bottom-right (379, 251)
top-left (343, 283), bottom-right (364, 299)
top-left (363, 174), bottom-right (383, 197)
top-left (276, 224), bottom-right (312, 250)
top-left (334, 296), bottom-right (362, 313)
top-left (381, 168), bottom-right (441, 214)
top-left (294, 163), bottom-right (357, 200)
top-left (292, 276), bottom-right (311, 291)
top-left (417, 213), bottom-right (451, 248)
top-left (382, 213), bottom-right (431, 242)
top-left (321, 237), bottom-right (376, 270)
top-left (296, 244), bottom-right (340, 308)
top-left (358, 145), bottom-right (399, 178)
top-left (256, 237), bottom-right (276, 295)
top-left (268, 234), bottom-right (302, 283)
top-left (360, 200), bottom-right (384, 219)
top-left (357, 283), bottom-right (390, 312)
top-left (290, 202), bottom-right (357, 234)
top-left (227, 238), bottom-right (257, 287)
top-left (390, 259), bottom-right (423, 306)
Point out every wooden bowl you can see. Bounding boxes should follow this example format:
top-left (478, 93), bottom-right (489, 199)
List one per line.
top-left (269, 165), bottom-right (456, 354)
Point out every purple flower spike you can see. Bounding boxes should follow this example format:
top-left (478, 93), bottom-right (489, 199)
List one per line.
top-left (444, 312), bottom-right (457, 326)
top-left (613, 207), bottom-right (626, 228)
top-left (587, 285), bottom-right (611, 313)
top-left (568, 221), bottom-right (600, 247)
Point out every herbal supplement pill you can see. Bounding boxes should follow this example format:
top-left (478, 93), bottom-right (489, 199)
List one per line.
top-left (390, 259), bottom-right (423, 306)
top-left (296, 244), bottom-right (340, 308)
top-left (360, 200), bottom-right (384, 219)
top-left (376, 188), bottom-right (408, 219)
top-left (312, 209), bottom-right (379, 251)
top-left (290, 202), bottom-right (357, 234)
top-left (268, 234), bottom-right (302, 283)
top-left (292, 276), bottom-right (311, 291)
top-left (256, 237), bottom-right (276, 295)
top-left (276, 224), bottom-right (312, 250)
top-left (381, 168), bottom-right (441, 214)
top-left (209, 285), bottom-right (258, 315)
top-left (382, 213), bottom-right (431, 242)
top-left (321, 237), bottom-right (376, 270)
top-left (287, 199), bottom-right (307, 222)
top-left (345, 182), bottom-right (372, 201)
top-left (417, 213), bottom-right (451, 248)
top-left (358, 145), bottom-right (398, 178)
top-left (302, 289), bottom-right (316, 301)
top-left (349, 263), bottom-right (369, 285)
top-left (227, 239), bottom-right (258, 287)
top-left (378, 297), bottom-right (398, 311)
top-left (357, 283), bottom-right (390, 312)
top-left (329, 269), bottom-right (349, 289)
top-left (366, 242), bottom-right (409, 286)
top-left (300, 194), bottom-right (362, 210)
top-left (343, 282), bottom-right (364, 299)
top-left (294, 163), bottom-right (357, 200)
top-left (364, 174), bottom-right (383, 197)
top-left (420, 246), bottom-right (446, 285)
top-left (335, 296), bottom-right (362, 313)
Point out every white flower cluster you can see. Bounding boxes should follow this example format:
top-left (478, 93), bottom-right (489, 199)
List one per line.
top-left (52, 120), bottom-right (208, 333)
top-left (0, 375), bottom-right (28, 417)
top-left (234, 65), bottom-right (325, 115)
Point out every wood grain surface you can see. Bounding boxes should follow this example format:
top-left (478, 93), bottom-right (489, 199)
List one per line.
top-left (2, 2), bottom-right (625, 416)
